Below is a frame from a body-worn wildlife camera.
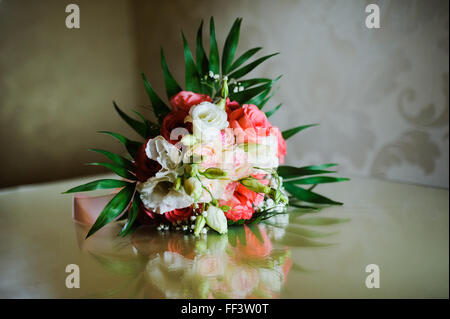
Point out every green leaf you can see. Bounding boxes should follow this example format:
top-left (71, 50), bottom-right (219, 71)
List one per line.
top-left (86, 184), bottom-right (135, 238)
top-left (182, 31), bottom-right (202, 93)
top-left (227, 47), bottom-right (262, 74)
top-left (63, 179), bottom-right (130, 194)
top-left (88, 149), bottom-right (134, 170)
top-left (285, 176), bottom-right (350, 185)
top-left (278, 165), bottom-right (336, 179)
top-left (119, 197), bottom-right (139, 237)
top-left (257, 87), bottom-right (279, 109)
top-left (228, 52), bottom-right (279, 80)
top-left (284, 183), bottom-right (343, 206)
top-left (234, 78), bottom-right (271, 89)
top-left (282, 123), bottom-right (318, 140)
top-left (130, 110), bottom-right (160, 137)
top-left (222, 18), bottom-right (242, 74)
top-left (196, 20), bottom-right (209, 76)
top-left (302, 163), bottom-right (338, 170)
top-left (209, 17), bottom-right (220, 74)
top-left (98, 131), bottom-right (142, 158)
top-left (141, 73), bottom-right (171, 125)
top-left (265, 103), bottom-right (282, 118)
top-left (160, 48), bottom-right (182, 99)
top-left (231, 76), bottom-right (281, 105)
top-left (86, 162), bottom-right (136, 180)
top-left (113, 101), bottom-right (147, 139)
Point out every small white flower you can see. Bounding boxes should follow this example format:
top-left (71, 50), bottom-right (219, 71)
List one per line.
top-left (239, 86), bottom-right (244, 92)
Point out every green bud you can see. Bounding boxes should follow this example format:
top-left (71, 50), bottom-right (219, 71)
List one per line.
top-left (185, 163), bottom-right (199, 177)
top-left (174, 177), bottom-right (182, 190)
top-left (205, 206), bottom-right (228, 234)
top-left (269, 188), bottom-right (289, 204)
top-left (180, 134), bottom-right (197, 146)
top-left (221, 77), bottom-right (229, 99)
top-left (200, 167), bottom-right (227, 179)
top-left (194, 215), bottom-right (206, 237)
top-left (240, 177), bottom-right (271, 194)
top-left (220, 205), bottom-right (231, 212)
top-left (184, 177), bottom-right (203, 201)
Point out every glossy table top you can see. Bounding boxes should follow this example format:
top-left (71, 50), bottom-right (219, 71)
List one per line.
top-left (0, 174), bottom-right (448, 298)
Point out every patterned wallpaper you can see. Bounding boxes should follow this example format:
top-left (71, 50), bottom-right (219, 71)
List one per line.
top-left (0, 0), bottom-right (448, 188)
top-left (133, 0), bottom-right (449, 188)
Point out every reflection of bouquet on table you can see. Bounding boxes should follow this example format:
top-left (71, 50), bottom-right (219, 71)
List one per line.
top-left (64, 18), bottom-right (348, 238)
top-left (75, 209), bottom-right (349, 298)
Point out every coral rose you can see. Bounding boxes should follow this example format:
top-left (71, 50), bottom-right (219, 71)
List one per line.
top-left (169, 91), bottom-right (212, 113)
top-left (229, 104), bottom-right (286, 163)
top-left (229, 104), bottom-right (272, 144)
top-left (219, 183), bottom-right (264, 221)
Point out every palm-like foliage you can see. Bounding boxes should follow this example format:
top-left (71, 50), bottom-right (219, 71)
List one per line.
top-left (63, 18), bottom-right (348, 238)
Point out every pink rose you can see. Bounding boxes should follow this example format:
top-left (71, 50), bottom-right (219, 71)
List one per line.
top-left (169, 91), bottom-right (212, 113)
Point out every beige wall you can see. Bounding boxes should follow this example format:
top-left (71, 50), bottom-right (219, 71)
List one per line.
top-left (1, 0), bottom-right (449, 188)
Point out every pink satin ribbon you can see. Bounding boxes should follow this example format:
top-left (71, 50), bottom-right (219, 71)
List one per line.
top-left (72, 193), bottom-right (115, 225)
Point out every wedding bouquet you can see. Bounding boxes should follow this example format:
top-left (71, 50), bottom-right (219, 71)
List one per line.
top-left (64, 18), bottom-right (348, 238)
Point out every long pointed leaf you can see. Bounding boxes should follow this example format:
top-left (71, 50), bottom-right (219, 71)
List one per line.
top-left (222, 18), bottom-right (242, 74)
top-left (86, 162), bottom-right (136, 180)
top-left (141, 73), bottom-right (171, 125)
top-left (278, 165), bottom-right (336, 179)
top-left (130, 110), bottom-right (160, 137)
top-left (160, 48), bottom-right (182, 99)
top-left (182, 31), bottom-right (201, 92)
top-left (231, 76), bottom-right (281, 105)
top-left (285, 176), bottom-right (350, 185)
top-left (228, 53), bottom-right (279, 79)
top-left (282, 123), bottom-right (318, 140)
top-left (284, 183), bottom-right (343, 205)
top-left (97, 131), bottom-right (141, 158)
top-left (235, 78), bottom-right (271, 89)
top-left (113, 101), bottom-right (147, 139)
top-left (119, 197), bottom-right (139, 237)
top-left (258, 86), bottom-right (279, 109)
top-left (88, 149), bottom-right (134, 170)
top-left (86, 184), bottom-right (135, 238)
top-left (302, 163), bottom-right (339, 170)
top-left (196, 20), bottom-right (209, 76)
top-left (265, 103), bottom-right (282, 118)
top-left (63, 179), bottom-right (130, 194)
top-left (209, 17), bottom-right (220, 74)
top-left (227, 47), bottom-right (262, 74)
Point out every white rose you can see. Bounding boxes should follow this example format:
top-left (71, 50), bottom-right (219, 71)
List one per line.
top-left (188, 102), bottom-right (228, 141)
